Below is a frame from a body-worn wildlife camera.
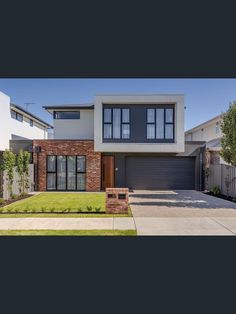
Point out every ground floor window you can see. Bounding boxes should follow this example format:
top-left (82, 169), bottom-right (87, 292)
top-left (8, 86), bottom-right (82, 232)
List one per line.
top-left (46, 155), bottom-right (86, 191)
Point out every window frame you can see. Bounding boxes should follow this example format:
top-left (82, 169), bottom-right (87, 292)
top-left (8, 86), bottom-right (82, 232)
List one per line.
top-left (46, 156), bottom-right (57, 191)
top-left (53, 111), bottom-right (81, 119)
top-left (11, 109), bottom-right (23, 122)
top-left (103, 107), bottom-right (131, 140)
top-left (146, 108), bottom-right (156, 139)
top-left (146, 107), bottom-right (175, 141)
top-left (46, 155), bottom-right (86, 191)
top-left (30, 119), bottom-right (34, 127)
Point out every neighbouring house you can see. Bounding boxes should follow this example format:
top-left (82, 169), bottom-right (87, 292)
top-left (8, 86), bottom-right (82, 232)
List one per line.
top-left (184, 113), bottom-right (235, 193)
top-left (0, 91), bottom-right (53, 152)
top-left (32, 94), bottom-right (204, 192)
top-left (185, 113), bottom-right (226, 165)
top-left (0, 91), bottom-right (53, 198)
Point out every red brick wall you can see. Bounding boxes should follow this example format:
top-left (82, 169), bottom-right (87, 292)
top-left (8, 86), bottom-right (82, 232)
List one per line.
top-left (33, 140), bottom-right (101, 192)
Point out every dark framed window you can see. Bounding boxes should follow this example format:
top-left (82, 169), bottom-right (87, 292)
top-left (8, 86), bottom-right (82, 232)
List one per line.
top-left (46, 156), bottom-right (56, 190)
top-left (147, 108), bottom-right (174, 140)
top-left (77, 156), bottom-right (86, 190)
top-left (46, 155), bottom-right (86, 191)
top-left (103, 108), bottom-right (130, 139)
top-left (11, 109), bottom-right (23, 122)
top-left (30, 119), bottom-right (33, 127)
top-left (53, 111), bottom-right (80, 119)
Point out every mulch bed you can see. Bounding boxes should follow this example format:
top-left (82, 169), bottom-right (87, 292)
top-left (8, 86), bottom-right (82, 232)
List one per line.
top-left (0, 211), bottom-right (107, 215)
top-left (204, 191), bottom-right (236, 203)
top-left (0, 194), bottom-right (33, 208)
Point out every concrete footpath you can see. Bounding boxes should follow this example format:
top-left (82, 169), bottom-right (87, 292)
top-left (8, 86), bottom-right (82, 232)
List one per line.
top-left (1, 216), bottom-right (236, 235)
top-left (0, 217), bottom-right (136, 231)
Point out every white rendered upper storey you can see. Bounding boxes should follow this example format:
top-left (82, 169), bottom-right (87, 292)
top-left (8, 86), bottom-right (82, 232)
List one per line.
top-left (185, 114), bottom-right (223, 142)
top-left (44, 104), bottom-right (94, 140)
top-left (44, 94), bottom-right (185, 153)
top-left (0, 91), bottom-right (53, 151)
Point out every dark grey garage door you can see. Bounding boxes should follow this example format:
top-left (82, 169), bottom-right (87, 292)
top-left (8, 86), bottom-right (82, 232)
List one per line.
top-left (125, 157), bottom-right (195, 190)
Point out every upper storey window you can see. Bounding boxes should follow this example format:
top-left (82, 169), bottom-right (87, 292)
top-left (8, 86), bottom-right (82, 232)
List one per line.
top-left (11, 109), bottom-right (23, 122)
top-left (53, 111), bottom-right (80, 119)
top-left (147, 108), bottom-right (174, 140)
top-left (103, 108), bottom-right (130, 139)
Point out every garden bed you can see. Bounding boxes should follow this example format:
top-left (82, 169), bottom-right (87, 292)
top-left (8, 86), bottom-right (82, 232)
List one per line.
top-left (0, 194), bottom-right (33, 208)
top-left (204, 191), bottom-right (236, 203)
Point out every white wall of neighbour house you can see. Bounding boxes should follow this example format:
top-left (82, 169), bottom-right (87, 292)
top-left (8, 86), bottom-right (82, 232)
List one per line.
top-left (0, 92), bottom-right (11, 150)
top-left (53, 110), bottom-right (94, 139)
top-left (9, 115), bottom-right (48, 141)
top-left (0, 91), bottom-right (49, 150)
top-left (185, 119), bottom-right (222, 142)
top-left (94, 95), bottom-right (185, 153)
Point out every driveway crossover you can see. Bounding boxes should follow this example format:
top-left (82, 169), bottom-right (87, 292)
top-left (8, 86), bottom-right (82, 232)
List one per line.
top-left (129, 190), bottom-right (236, 235)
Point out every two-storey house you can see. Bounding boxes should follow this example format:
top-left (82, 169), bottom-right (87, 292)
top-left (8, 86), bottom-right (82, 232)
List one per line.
top-left (32, 94), bottom-right (202, 192)
top-left (0, 91), bottom-right (53, 151)
top-left (185, 113), bottom-right (226, 165)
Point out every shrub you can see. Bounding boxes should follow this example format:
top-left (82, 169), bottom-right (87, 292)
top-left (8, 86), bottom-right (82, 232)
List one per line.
top-left (210, 185), bottom-right (221, 196)
top-left (86, 206), bottom-right (92, 212)
top-left (0, 198), bottom-right (5, 205)
top-left (11, 194), bottom-right (18, 199)
top-left (41, 206), bottom-right (47, 213)
top-left (20, 192), bottom-right (28, 197)
top-left (0, 150), bottom-right (16, 200)
top-left (16, 150), bottom-right (31, 195)
top-left (95, 207), bottom-right (101, 212)
top-left (220, 102), bottom-right (236, 166)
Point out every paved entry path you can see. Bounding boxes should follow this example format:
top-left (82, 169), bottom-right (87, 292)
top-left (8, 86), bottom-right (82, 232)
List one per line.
top-left (130, 190), bottom-right (236, 235)
top-left (0, 217), bottom-right (136, 231)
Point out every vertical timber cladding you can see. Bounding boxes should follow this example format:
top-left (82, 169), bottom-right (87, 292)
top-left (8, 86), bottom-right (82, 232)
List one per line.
top-left (112, 154), bottom-right (196, 190)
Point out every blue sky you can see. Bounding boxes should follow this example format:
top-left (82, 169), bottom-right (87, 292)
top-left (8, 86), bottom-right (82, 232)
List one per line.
top-left (0, 79), bottom-right (236, 130)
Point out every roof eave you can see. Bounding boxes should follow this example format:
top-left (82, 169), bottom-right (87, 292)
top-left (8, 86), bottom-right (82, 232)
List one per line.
top-left (10, 104), bottom-right (53, 128)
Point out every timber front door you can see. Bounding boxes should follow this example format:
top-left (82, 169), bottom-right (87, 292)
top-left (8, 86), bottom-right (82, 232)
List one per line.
top-left (101, 156), bottom-right (114, 190)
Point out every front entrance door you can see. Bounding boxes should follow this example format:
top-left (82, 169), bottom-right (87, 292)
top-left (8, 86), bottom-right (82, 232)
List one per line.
top-left (101, 156), bottom-right (114, 190)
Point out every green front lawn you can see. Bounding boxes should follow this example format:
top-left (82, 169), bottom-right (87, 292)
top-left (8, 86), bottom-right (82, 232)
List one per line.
top-left (1, 193), bottom-right (106, 213)
top-left (0, 192), bottom-right (132, 217)
top-left (0, 229), bottom-right (137, 236)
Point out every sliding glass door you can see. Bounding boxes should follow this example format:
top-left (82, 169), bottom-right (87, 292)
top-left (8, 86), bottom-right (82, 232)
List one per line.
top-left (46, 155), bottom-right (86, 191)
top-left (67, 156), bottom-right (76, 190)
top-left (57, 156), bottom-right (66, 190)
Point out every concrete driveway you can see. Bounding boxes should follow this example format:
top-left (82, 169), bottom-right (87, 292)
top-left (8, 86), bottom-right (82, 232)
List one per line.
top-left (129, 190), bottom-right (236, 235)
